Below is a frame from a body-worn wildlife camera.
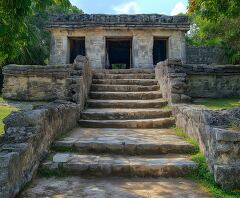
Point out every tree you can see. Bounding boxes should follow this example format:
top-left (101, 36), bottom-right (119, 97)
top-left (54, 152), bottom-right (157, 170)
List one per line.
top-left (0, 0), bottom-right (82, 65)
top-left (14, 2), bottom-right (83, 65)
top-left (188, 0), bottom-right (240, 64)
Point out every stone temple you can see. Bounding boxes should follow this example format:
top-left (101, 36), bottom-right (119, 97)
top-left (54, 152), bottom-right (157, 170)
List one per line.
top-left (48, 14), bottom-right (189, 68)
top-left (3, 13), bottom-right (240, 198)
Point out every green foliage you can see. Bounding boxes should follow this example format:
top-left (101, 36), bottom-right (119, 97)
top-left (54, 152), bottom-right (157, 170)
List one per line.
top-left (193, 98), bottom-right (240, 110)
top-left (112, 64), bottom-right (127, 69)
top-left (187, 0), bottom-right (240, 64)
top-left (38, 164), bottom-right (67, 177)
top-left (174, 127), bottom-right (199, 153)
top-left (0, 0), bottom-right (83, 65)
top-left (0, 104), bottom-right (19, 136)
top-left (174, 126), bottom-right (240, 197)
top-left (191, 153), bottom-right (240, 198)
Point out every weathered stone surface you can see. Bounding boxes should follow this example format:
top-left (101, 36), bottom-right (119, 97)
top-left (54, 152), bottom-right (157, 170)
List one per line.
top-left (186, 45), bottom-right (226, 64)
top-left (0, 101), bottom-right (81, 198)
top-left (54, 128), bottom-right (196, 155)
top-left (79, 117), bottom-right (175, 129)
top-left (49, 28), bottom-right (187, 67)
top-left (92, 79), bottom-right (158, 86)
top-left (93, 73), bottom-right (155, 79)
top-left (173, 105), bottom-right (240, 189)
top-left (2, 56), bottom-right (92, 106)
top-left (81, 108), bottom-right (172, 120)
top-left (90, 91), bottom-right (162, 100)
top-left (93, 69), bottom-right (154, 74)
top-left (48, 14), bottom-right (190, 28)
top-left (66, 55), bottom-right (92, 108)
top-left (2, 65), bottom-right (71, 101)
top-left (155, 59), bottom-right (240, 103)
top-left (91, 84), bottom-right (160, 92)
top-left (41, 153), bottom-right (197, 177)
top-left (19, 177), bottom-right (211, 198)
top-left (88, 99), bottom-right (168, 108)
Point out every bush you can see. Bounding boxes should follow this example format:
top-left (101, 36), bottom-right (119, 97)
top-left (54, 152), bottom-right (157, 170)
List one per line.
top-left (0, 66), bottom-right (3, 94)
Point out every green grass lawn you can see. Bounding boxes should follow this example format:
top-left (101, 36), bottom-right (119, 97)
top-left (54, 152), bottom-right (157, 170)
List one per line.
top-left (193, 98), bottom-right (240, 110)
top-left (0, 95), bottom-right (19, 136)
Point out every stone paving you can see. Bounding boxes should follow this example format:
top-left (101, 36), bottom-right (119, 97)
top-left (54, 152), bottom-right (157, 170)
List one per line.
top-left (20, 177), bottom-right (211, 198)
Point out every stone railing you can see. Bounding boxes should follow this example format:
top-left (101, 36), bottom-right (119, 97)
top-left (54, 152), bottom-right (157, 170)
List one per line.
top-left (173, 105), bottom-right (240, 190)
top-left (0, 101), bottom-right (81, 198)
top-left (155, 59), bottom-right (240, 103)
top-left (2, 56), bottom-right (92, 109)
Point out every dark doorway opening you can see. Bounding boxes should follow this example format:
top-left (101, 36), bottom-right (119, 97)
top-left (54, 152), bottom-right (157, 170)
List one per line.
top-left (69, 37), bottom-right (85, 63)
top-left (153, 38), bottom-right (167, 65)
top-left (106, 38), bottom-right (132, 69)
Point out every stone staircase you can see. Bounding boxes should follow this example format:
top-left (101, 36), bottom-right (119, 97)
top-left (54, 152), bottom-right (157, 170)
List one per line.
top-left (41, 69), bottom-right (197, 179)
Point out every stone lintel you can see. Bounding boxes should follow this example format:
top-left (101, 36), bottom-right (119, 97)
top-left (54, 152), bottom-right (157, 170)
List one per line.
top-left (48, 14), bottom-right (190, 30)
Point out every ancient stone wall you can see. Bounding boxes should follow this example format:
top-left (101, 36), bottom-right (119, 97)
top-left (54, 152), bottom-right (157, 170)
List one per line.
top-left (186, 45), bottom-right (226, 64)
top-left (155, 60), bottom-right (240, 103)
top-left (66, 56), bottom-right (92, 110)
top-left (0, 101), bottom-right (81, 198)
top-left (2, 65), bottom-right (72, 101)
top-left (155, 59), bottom-right (191, 103)
top-left (2, 56), bottom-right (92, 108)
top-left (173, 105), bottom-right (240, 189)
top-left (49, 28), bottom-right (186, 68)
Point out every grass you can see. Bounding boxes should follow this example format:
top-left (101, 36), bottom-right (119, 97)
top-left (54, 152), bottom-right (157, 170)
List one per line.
top-left (174, 127), bottom-right (199, 152)
top-left (0, 104), bottom-right (19, 136)
top-left (38, 164), bottom-right (67, 178)
top-left (193, 98), bottom-right (240, 110)
top-left (190, 153), bottom-right (240, 198)
top-left (174, 127), bottom-right (240, 198)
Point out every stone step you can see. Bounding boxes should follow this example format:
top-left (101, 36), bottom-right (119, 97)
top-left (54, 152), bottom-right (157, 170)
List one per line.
top-left (81, 108), bottom-right (172, 120)
top-left (93, 69), bottom-right (155, 74)
top-left (78, 117), bottom-right (175, 128)
top-left (88, 99), bottom-right (168, 108)
top-left (93, 73), bottom-right (155, 80)
top-left (41, 153), bottom-right (197, 177)
top-left (89, 91), bottom-right (162, 100)
top-left (91, 84), bottom-right (160, 92)
top-left (19, 177), bottom-right (212, 197)
top-left (92, 79), bottom-right (158, 86)
top-left (53, 128), bottom-right (197, 155)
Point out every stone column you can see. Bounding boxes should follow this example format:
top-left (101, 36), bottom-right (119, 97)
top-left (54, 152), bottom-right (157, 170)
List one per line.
top-left (168, 31), bottom-right (186, 62)
top-left (132, 32), bottom-right (153, 68)
top-left (85, 33), bottom-right (105, 69)
top-left (50, 31), bottom-right (68, 64)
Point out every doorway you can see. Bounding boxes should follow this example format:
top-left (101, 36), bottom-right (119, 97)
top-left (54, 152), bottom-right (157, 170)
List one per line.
top-left (153, 38), bottom-right (168, 65)
top-left (69, 37), bottom-right (86, 64)
top-left (106, 38), bottom-right (132, 69)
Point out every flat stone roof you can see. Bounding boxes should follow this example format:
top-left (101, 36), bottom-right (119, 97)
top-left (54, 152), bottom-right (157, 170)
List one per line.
top-left (48, 14), bottom-right (190, 30)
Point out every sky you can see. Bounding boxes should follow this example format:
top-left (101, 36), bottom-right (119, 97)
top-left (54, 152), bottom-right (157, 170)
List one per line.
top-left (70, 0), bottom-right (188, 16)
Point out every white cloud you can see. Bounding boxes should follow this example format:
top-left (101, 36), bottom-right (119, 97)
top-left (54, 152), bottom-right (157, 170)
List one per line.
top-left (113, 1), bottom-right (141, 14)
top-left (171, 2), bottom-right (187, 16)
